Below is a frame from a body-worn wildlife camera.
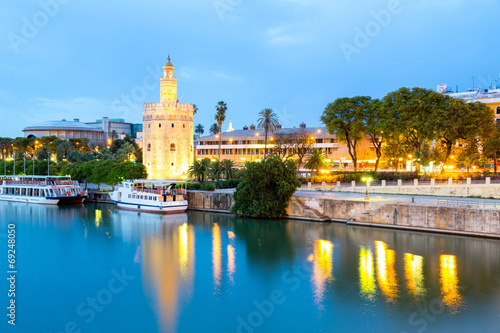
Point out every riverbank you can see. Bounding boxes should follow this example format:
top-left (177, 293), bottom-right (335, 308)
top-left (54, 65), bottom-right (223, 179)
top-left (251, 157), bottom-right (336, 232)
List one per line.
top-left (187, 190), bottom-right (500, 239)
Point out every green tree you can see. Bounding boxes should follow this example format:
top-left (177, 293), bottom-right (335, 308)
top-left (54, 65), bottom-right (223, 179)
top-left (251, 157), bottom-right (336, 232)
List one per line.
top-left (363, 98), bottom-right (385, 171)
top-left (321, 96), bottom-right (369, 171)
top-left (109, 130), bottom-right (119, 141)
top-left (188, 158), bottom-right (210, 182)
top-left (193, 104), bottom-right (199, 115)
top-left (482, 130), bottom-right (500, 174)
top-left (195, 124), bottom-right (204, 136)
top-left (257, 108), bottom-right (280, 156)
top-left (382, 135), bottom-right (407, 172)
top-left (215, 101), bottom-right (227, 160)
top-left (221, 159), bottom-right (236, 180)
top-left (56, 141), bottom-right (73, 161)
top-left (231, 155), bottom-right (301, 218)
top-left (304, 149), bottom-right (328, 173)
top-left (209, 123), bottom-right (220, 135)
top-left (208, 159), bottom-right (223, 181)
top-left (116, 142), bottom-right (135, 161)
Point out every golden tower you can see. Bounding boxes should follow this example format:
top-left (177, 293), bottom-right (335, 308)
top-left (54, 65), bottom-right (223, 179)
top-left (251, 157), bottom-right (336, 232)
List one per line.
top-left (142, 57), bottom-right (194, 179)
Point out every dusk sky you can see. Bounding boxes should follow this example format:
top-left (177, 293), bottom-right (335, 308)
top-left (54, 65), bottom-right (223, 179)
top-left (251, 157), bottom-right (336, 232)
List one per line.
top-left (1, 0), bottom-right (499, 137)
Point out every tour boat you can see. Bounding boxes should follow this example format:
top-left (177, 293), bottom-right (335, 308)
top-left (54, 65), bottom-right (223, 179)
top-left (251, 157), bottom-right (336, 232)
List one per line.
top-left (0, 175), bottom-right (88, 205)
top-left (110, 179), bottom-right (188, 214)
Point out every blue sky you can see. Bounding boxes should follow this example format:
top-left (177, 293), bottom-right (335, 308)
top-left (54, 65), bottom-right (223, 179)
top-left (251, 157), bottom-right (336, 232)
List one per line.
top-left (1, 0), bottom-right (499, 137)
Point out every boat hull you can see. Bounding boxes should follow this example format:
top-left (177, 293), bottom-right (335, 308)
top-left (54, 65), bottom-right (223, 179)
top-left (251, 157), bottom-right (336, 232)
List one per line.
top-left (114, 201), bottom-right (188, 214)
top-left (0, 195), bottom-right (59, 205)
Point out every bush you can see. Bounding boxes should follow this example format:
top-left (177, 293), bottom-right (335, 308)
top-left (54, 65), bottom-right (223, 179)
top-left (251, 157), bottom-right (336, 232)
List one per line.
top-left (176, 182), bottom-right (202, 190)
top-left (231, 155), bottom-right (301, 218)
top-left (201, 182), bottom-right (215, 191)
top-left (215, 179), bottom-right (244, 189)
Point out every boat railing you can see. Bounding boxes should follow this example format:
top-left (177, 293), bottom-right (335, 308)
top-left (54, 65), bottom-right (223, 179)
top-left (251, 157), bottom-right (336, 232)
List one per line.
top-left (131, 188), bottom-right (186, 195)
top-left (2, 180), bottom-right (48, 186)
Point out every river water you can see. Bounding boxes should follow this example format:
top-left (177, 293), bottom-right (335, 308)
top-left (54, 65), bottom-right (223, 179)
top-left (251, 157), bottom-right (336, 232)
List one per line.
top-left (1, 201), bottom-right (499, 333)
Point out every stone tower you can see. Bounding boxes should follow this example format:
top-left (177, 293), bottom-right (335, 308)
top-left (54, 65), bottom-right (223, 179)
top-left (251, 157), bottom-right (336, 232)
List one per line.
top-left (142, 57), bottom-right (194, 179)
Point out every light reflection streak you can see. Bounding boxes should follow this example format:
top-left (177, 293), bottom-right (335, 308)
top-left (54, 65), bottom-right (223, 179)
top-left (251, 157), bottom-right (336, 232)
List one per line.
top-left (95, 209), bottom-right (101, 227)
top-left (359, 246), bottom-right (376, 302)
top-left (212, 223), bottom-right (222, 288)
top-left (227, 231), bottom-right (236, 284)
top-left (312, 239), bottom-right (333, 305)
top-left (440, 255), bottom-right (463, 313)
top-left (404, 253), bottom-right (425, 299)
top-left (375, 241), bottom-right (398, 303)
top-left (179, 223), bottom-right (188, 278)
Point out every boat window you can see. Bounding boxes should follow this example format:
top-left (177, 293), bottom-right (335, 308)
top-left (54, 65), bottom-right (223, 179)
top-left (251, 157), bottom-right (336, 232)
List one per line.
top-left (128, 194), bottom-right (131, 198)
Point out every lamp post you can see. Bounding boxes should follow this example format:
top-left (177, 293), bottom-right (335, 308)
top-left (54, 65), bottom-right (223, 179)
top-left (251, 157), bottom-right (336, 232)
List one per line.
top-left (362, 177), bottom-right (372, 200)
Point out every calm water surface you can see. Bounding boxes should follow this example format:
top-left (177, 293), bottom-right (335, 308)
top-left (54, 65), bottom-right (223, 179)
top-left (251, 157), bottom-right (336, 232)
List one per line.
top-left (1, 201), bottom-right (500, 333)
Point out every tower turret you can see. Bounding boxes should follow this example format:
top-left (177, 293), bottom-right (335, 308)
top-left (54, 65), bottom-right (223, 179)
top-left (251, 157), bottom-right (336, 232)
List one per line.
top-left (160, 56), bottom-right (177, 103)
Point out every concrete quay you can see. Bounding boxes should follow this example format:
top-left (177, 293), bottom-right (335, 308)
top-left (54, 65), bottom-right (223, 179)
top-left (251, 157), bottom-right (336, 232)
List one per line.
top-left (187, 190), bottom-right (500, 239)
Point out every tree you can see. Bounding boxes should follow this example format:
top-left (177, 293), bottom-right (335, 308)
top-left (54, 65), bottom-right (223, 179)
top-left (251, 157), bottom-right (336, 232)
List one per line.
top-left (382, 87), bottom-right (443, 173)
top-left (195, 124), bottom-right (205, 136)
top-left (56, 141), bottom-right (72, 161)
top-left (215, 101), bottom-right (227, 161)
top-left (209, 123), bottom-right (220, 135)
top-left (456, 139), bottom-right (484, 173)
top-left (363, 98), bottom-right (385, 171)
top-left (188, 158), bottom-right (210, 182)
top-left (208, 159), bottom-right (223, 181)
top-left (304, 149), bottom-right (328, 173)
top-left (221, 159), bottom-right (236, 180)
top-left (483, 131), bottom-right (500, 174)
top-left (273, 133), bottom-right (294, 158)
top-left (291, 129), bottom-right (312, 170)
top-left (192, 104), bottom-right (199, 115)
top-left (257, 108), bottom-right (279, 156)
top-left (116, 142), bottom-right (135, 161)
top-left (109, 130), bottom-right (119, 142)
top-left (382, 135), bottom-right (407, 172)
top-left (321, 96), bottom-right (369, 171)
top-left (231, 155), bottom-right (301, 218)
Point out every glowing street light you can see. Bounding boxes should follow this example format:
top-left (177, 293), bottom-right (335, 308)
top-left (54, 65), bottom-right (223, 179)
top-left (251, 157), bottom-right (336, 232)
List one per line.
top-left (361, 177), bottom-right (372, 200)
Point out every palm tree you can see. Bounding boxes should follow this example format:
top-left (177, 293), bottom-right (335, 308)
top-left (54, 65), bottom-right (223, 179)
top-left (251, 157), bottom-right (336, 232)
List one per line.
top-left (221, 159), bottom-right (236, 180)
top-left (304, 149), bottom-right (329, 173)
top-left (208, 159), bottom-right (223, 181)
top-left (109, 130), bottom-right (119, 142)
top-left (56, 141), bottom-right (72, 161)
top-left (192, 104), bottom-right (199, 115)
top-left (209, 123), bottom-right (219, 135)
top-left (195, 124), bottom-right (204, 136)
top-left (215, 101), bottom-right (227, 160)
top-left (257, 108), bottom-right (280, 156)
top-left (188, 158), bottom-right (211, 182)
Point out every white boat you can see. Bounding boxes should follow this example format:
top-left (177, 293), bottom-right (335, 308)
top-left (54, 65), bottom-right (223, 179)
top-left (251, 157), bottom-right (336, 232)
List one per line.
top-left (110, 179), bottom-right (188, 214)
top-left (0, 175), bottom-right (88, 205)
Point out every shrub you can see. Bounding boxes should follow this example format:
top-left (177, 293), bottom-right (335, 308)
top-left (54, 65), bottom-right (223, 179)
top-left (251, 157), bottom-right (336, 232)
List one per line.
top-left (231, 155), bottom-right (301, 218)
top-left (201, 182), bottom-right (215, 191)
top-left (215, 179), bottom-right (244, 189)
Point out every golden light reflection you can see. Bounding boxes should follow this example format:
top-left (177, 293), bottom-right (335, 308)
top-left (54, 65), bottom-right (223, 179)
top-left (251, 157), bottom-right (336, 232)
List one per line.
top-left (404, 253), bottom-right (425, 299)
top-left (212, 223), bottom-right (222, 288)
top-left (95, 209), bottom-right (101, 227)
top-left (375, 241), bottom-right (398, 303)
top-left (227, 244), bottom-right (235, 284)
top-left (227, 231), bottom-right (235, 240)
top-left (359, 246), bottom-right (376, 302)
top-left (179, 223), bottom-right (189, 278)
top-left (440, 255), bottom-right (463, 313)
top-left (312, 240), bottom-right (333, 305)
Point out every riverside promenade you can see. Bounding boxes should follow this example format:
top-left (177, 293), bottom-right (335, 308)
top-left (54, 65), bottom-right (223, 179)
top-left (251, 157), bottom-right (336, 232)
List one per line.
top-left (188, 188), bottom-right (500, 239)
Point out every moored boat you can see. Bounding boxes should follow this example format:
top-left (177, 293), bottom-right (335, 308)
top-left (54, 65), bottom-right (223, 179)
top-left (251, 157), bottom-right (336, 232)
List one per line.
top-left (110, 179), bottom-right (188, 214)
top-left (0, 175), bottom-right (88, 205)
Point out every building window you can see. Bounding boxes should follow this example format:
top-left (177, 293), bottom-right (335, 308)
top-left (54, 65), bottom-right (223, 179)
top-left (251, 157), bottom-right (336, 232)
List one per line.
top-left (172, 123), bottom-right (174, 128)
top-left (147, 143), bottom-right (151, 151)
top-left (159, 123), bottom-right (162, 128)
top-left (171, 162), bottom-right (174, 166)
top-left (497, 107), bottom-right (500, 115)
top-left (183, 124), bottom-right (186, 128)
top-left (148, 124), bottom-right (150, 128)
top-left (170, 143), bottom-right (176, 151)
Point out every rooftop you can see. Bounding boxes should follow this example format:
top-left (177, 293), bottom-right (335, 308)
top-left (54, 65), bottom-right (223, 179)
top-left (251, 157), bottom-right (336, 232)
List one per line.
top-left (23, 120), bottom-right (103, 132)
top-left (197, 125), bottom-right (330, 140)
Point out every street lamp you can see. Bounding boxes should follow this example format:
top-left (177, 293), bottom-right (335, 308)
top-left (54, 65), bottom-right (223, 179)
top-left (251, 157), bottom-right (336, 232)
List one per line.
top-left (361, 177), bottom-right (372, 200)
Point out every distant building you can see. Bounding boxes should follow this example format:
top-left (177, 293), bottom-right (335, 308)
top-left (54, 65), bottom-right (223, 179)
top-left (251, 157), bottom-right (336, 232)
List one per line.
top-left (85, 117), bottom-right (142, 140)
top-left (439, 84), bottom-right (500, 127)
top-left (195, 122), bottom-right (378, 173)
top-left (142, 57), bottom-right (195, 180)
top-left (23, 119), bottom-right (104, 146)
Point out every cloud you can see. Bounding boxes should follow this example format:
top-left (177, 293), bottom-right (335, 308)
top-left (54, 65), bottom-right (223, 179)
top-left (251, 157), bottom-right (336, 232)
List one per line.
top-left (266, 26), bottom-right (303, 46)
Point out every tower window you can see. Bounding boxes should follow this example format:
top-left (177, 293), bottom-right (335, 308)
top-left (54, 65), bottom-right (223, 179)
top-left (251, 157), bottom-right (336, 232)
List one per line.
top-left (171, 163), bottom-right (174, 166)
top-left (170, 143), bottom-right (176, 151)
top-left (148, 124), bottom-right (150, 128)
top-left (171, 123), bottom-right (174, 128)
top-left (147, 143), bottom-right (151, 151)
top-left (183, 124), bottom-right (185, 128)
top-left (497, 107), bottom-right (500, 115)
top-left (159, 124), bottom-right (162, 128)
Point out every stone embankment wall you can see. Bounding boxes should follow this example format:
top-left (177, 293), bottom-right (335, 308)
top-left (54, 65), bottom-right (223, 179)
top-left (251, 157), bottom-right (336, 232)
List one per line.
top-left (300, 179), bottom-right (500, 199)
top-left (85, 191), bottom-right (113, 204)
top-left (187, 191), bottom-right (500, 238)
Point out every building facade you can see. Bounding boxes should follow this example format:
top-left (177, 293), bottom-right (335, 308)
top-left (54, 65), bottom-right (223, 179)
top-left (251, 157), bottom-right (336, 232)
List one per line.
top-left (142, 57), bottom-right (194, 180)
top-left (86, 117), bottom-right (142, 140)
top-left (23, 119), bottom-right (105, 146)
top-left (195, 123), bottom-right (379, 173)
top-left (443, 86), bottom-right (500, 126)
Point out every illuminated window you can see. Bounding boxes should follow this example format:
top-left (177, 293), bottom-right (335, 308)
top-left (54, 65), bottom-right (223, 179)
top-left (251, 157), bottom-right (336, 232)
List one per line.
top-left (147, 143), bottom-right (151, 151)
top-left (170, 143), bottom-right (176, 151)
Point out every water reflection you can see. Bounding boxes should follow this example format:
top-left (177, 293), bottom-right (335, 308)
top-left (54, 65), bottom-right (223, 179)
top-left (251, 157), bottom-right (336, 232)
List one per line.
top-left (359, 246), bottom-right (376, 302)
top-left (440, 255), bottom-right (463, 313)
top-left (311, 239), bottom-right (334, 305)
top-left (404, 253), bottom-right (426, 299)
top-left (140, 213), bottom-right (194, 333)
top-left (227, 232), bottom-right (236, 284)
top-left (212, 223), bottom-right (222, 289)
top-left (375, 241), bottom-right (398, 303)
